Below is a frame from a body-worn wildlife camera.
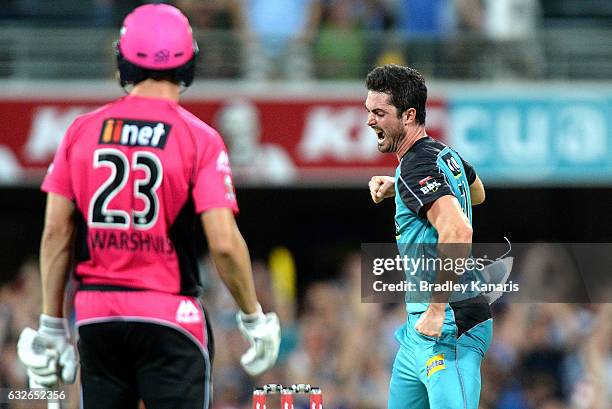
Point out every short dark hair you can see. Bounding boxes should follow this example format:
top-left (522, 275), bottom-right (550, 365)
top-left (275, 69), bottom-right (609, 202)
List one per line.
top-left (366, 65), bottom-right (427, 125)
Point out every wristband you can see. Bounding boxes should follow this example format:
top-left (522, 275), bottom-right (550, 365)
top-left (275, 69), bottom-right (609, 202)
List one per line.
top-left (239, 303), bottom-right (264, 324)
top-left (39, 314), bottom-right (69, 337)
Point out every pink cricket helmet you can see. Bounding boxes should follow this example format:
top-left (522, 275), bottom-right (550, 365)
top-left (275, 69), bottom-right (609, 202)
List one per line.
top-left (118, 4), bottom-right (195, 70)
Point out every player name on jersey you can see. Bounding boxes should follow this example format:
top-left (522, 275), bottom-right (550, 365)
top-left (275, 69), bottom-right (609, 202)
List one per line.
top-left (89, 230), bottom-right (175, 255)
top-left (99, 118), bottom-right (171, 148)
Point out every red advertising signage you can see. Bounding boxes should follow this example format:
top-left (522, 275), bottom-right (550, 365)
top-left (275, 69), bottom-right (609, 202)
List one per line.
top-left (0, 97), bottom-right (446, 186)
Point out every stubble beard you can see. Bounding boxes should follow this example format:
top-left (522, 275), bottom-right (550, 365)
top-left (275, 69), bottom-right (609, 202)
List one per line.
top-left (383, 126), bottom-right (405, 154)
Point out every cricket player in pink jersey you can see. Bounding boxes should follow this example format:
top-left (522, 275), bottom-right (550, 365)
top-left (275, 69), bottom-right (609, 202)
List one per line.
top-left (16, 4), bottom-right (280, 409)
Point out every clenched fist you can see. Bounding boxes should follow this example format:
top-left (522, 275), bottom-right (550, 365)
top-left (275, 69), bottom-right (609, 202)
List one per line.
top-left (368, 176), bottom-right (396, 203)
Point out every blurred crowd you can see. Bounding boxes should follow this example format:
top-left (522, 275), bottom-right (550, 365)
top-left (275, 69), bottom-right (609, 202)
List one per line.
top-left (2, 0), bottom-right (611, 80)
top-left (0, 0), bottom-right (551, 79)
top-left (0, 250), bottom-right (610, 409)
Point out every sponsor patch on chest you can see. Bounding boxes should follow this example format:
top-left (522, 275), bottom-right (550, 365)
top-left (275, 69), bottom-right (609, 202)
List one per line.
top-left (99, 118), bottom-right (171, 148)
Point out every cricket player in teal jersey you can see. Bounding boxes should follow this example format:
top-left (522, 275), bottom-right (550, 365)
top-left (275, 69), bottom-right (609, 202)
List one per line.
top-left (365, 65), bottom-right (492, 409)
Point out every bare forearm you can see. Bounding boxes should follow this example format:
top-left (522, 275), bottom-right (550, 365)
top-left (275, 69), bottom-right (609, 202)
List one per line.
top-left (210, 233), bottom-right (258, 314)
top-left (430, 230), bottom-right (472, 305)
top-left (202, 208), bottom-right (259, 315)
top-left (40, 227), bottom-right (74, 317)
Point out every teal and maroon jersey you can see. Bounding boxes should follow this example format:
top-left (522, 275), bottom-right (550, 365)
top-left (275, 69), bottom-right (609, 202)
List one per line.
top-left (394, 136), bottom-right (478, 312)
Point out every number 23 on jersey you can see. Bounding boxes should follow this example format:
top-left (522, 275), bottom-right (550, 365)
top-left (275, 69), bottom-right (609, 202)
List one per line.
top-left (88, 148), bottom-right (163, 230)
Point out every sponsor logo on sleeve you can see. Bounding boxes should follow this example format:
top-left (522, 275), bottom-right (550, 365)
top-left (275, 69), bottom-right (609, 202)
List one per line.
top-left (99, 119), bottom-right (171, 149)
top-left (216, 151), bottom-right (232, 173)
top-left (418, 176), bottom-right (441, 194)
top-left (426, 354), bottom-right (445, 377)
top-left (419, 176), bottom-right (432, 186)
top-left (224, 174), bottom-right (236, 201)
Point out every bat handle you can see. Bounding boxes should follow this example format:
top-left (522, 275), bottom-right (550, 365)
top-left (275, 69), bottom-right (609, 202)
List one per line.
top-left (29, 378), bottom-right (62, 409)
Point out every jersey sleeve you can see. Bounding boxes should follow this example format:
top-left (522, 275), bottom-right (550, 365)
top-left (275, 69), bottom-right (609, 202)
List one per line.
top-left (397, 155), bottom-right (453, 218)
top-left (41, 123), bottom-right (76, 200)
top-left (460, 156), bottom-right (477, 185)
top-left (192, 131), bottom-right (239, 214)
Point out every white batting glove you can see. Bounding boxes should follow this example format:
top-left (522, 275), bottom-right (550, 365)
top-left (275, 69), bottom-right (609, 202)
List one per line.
top-left (236, 304), bottom-right (280, 376)
top-left (17, 315), bottom-right (78, 388)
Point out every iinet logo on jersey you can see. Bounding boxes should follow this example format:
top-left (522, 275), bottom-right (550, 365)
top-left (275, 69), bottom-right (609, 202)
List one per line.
top-left (176, 300), bottom-right (201, 324)
top-left (99, 118), bottom-right (171, 149)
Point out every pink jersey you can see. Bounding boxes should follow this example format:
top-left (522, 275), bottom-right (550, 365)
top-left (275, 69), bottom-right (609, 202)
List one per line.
top-left (42, 94), bottom-right (238, 295)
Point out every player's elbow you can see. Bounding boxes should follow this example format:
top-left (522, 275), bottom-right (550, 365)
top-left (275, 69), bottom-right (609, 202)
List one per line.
top-left (439, 223), bottom-right (473, 243)
top-left (455, 224), bottom-right (473, 242)
top-left (208, 235), bottom-right (238, 259)
top-left (202, 208), bottom-right (245, 260)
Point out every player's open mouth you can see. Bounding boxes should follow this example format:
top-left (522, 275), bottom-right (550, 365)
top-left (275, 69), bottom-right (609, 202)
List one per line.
top-left (376, 130), bottom-right (385, 142)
